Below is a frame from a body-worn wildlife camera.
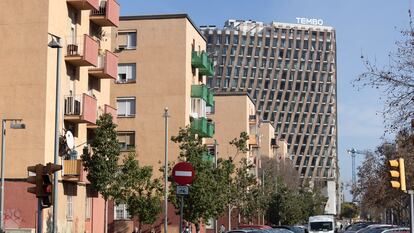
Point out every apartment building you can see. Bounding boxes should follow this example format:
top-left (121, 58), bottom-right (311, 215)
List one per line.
top-left (201, 19), bottom-right (338, 213)
top-left (205, 92), bottom-right (291, 231)
top-left (0, 0), bottom-right (119, 232)
top-left (109, 14), bottom-right (214, 233)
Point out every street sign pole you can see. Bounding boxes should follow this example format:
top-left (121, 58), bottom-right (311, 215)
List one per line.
top-left (409, 190), bottom-right (414, 233)
top-left (176, 186), bottom-right (189, 233)
top-left (179, 195), bottom-right (184, 233)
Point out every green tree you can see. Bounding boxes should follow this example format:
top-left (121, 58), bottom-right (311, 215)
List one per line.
top-left (170, 127), bottom-right (235, 232)
top-left (341, 202), bottom-right (359, 219)
top-left (81, 113), bottom-right (120, 233)
top-left (116, 153), bottom-right (162, 233)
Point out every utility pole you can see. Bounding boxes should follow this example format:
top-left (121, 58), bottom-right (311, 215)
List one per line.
top-left (163, 108), bottom-right (170, 233)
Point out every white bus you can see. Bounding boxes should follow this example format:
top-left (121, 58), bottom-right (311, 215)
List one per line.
top-left (308, 215), bottom-right (336, 233)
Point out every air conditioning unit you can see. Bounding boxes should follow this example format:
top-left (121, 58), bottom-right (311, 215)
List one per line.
top-left (117, 44), bottom-right (127, 50)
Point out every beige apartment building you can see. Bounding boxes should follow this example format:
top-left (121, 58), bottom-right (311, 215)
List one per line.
top-left (109, 14), bottom-right (214, 233)
top-left (0, 0), bottom-right (119, 232)
top-left (205, 92), bottom-right (289, 231)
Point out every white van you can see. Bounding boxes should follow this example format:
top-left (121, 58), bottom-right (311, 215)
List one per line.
top-left (308, 215), bottom-right (336, 233)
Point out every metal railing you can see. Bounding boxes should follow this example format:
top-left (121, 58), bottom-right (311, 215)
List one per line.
top-left (65, 36), bottom-right (86, 56)
top-left (64, 95), bottom-right (83, 115)
top-left (91, 1), bottom-right (106, 15)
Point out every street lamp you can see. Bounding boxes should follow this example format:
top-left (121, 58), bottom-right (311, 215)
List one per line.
top-left (0, 119), bottom-right (25, 232)
top-left (48, 34), bottom-right (62, 233)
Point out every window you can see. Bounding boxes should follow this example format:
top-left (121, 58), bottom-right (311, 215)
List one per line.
top-left (117, 63), bottom-right (136, 83)
top-left (118, 31), bottom-right (137, 49)
top-left (191, 98), bottom-right (206, 118)
top-left (117, 97), bottom-right (136, 117)
top-left (85, 186), bottom-right (94, 220)
top-left (118, 132), bottom-right (135, 151)
top-left (115, 204), bottom-right (130, 220)
top-left (67, 196), bottom-right (73, 220)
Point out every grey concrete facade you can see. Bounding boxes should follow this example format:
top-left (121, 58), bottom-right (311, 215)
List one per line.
top-left (201, 19), bottom-right (338, 186)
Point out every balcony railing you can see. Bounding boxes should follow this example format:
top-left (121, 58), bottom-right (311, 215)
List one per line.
top-left (190, 117), bottom-right (214, 138)
top-left (191, 51), bottom-right (214, 76)
top-left (249, 134), bottom-right (259, 146)
top-left (64, 94), bottom-right (97, 124)
top-left (90, 0), bottom-right (119, 27)
top-left (104, 104), bottom-right (117, 124)
top-left (207, 122), bottom-right (215, 138)
top-left (65, 34), bottom-right (98, 67)
top-left (62, 159), bottom-right (88, 183)
top-left (66, 0), bottom-right (99, 11)
top-left (202, 151), bottom-right (214, 163)
top-left (89, 50), bottom-right (118, 79)
top-left (191, 85), bottom-right (214, 107)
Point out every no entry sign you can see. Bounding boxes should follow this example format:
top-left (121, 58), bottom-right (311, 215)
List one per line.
top-left (172, 162), bottom-right (195, 185)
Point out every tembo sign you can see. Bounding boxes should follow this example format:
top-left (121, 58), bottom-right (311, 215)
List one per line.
top-left (296, 17), bottom-right (324, 26)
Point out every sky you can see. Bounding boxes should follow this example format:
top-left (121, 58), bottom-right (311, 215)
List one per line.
top-left (117, 0), bottom-right (410, 201)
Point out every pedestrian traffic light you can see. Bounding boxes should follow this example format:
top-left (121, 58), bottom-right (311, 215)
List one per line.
top-left (27, 163), bottom-right (62, 208)
top-left (389, 158), bottom-right (406, 191)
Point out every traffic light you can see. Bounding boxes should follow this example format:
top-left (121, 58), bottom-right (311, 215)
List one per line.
top-left (389, 158), bottom-right (406, 191)
top-left (27, 164), bottom-right (44, 196)
top-left (27, 163), bottom-right (62, 208)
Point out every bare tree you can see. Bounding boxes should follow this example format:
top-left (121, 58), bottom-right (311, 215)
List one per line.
top-left (356, 13), bottom-right (414, 132)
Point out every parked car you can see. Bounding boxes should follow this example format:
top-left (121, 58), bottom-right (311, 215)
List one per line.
top-left (272, 225), bottom-right (307, 233)
top-left (344, 222), bottom-right (376, 233)
top-left (227, 229), bottom-right (265, 233)
top-left (356, 224), bottom-right (395, 233)
top-left (381, 228), bottom-right (409, 233)
top-left (264, 228), bottom-right (296, 233)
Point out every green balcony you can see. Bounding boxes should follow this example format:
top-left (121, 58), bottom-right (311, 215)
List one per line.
top-left (191, 85), bottom-right (214, 107)
top-left (207, 122), bottom-right (215, 138)
top-left (202, 151), bottom-right (214, 163)
top-left (191, 51), bottom-right (214, 76)
top-left (191, 117), bottom-right (208, 136)
top-left (190, 117), bottom-right (214, 138)
top-left (206, 91), bottom-right (214, 107)
top-left (191, 85), bottom-right (208, 100)
top-left (199, 62), bottom-right (214, 76)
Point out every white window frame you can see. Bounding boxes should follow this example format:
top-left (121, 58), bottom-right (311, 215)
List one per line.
top-left (117, 131), bottom-right (135, 151)
top-left (117, 97), bottom-right (136, 117)
top-left (190, 98), bottom-right (206, 118)
top-left (117, 63), bottom-right (136, 84)
top-left (67, 195), bottom-right (73, 220)
top-left (118, 31), bottom-right (137, 50)
top-left (114, 203), bottom-right (130, 220)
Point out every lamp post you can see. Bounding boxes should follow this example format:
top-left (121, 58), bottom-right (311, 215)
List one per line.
top-left (0, 119), bottom-right (25, 232)
top-left (48, 34), bottom-right (62, 233)
top-left (163, 107), bottom-right (170, 233)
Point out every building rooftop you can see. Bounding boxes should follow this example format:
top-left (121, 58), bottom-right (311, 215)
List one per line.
top-left (120, 13), bottom-right (206, 41)
top-left (200, 19), bottom-right (335, 32)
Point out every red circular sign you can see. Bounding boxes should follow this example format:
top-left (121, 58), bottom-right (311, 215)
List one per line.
top-left (172, 162), bottom-right (195, 185)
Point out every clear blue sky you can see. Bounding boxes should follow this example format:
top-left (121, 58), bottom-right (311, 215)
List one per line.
top-left (118, 0), bottom-right (410, 201)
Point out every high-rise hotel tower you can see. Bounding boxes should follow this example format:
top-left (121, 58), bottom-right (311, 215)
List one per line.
top-left (201, 19), bottom-right (338, 190)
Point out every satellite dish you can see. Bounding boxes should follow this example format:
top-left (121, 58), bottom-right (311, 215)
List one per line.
top-left (65, 131), bottom-right (75, 150)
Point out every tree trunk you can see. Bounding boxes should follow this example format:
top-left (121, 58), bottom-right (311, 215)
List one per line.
top-left (104, 198), bottom-right (108, 233)
top-left (195, 222), bottom-right (200, 233)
